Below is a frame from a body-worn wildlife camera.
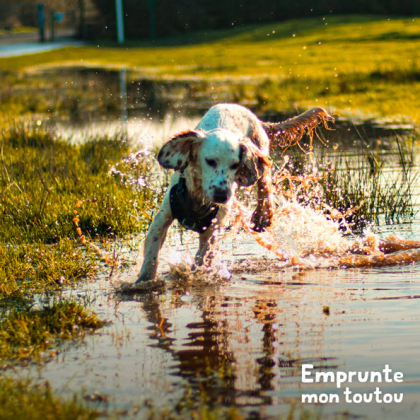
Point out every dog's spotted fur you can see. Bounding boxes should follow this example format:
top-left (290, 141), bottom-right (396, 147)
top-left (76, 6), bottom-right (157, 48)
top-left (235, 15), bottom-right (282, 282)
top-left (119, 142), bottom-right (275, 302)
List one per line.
top-left (136, 104), bottom-right (333, 283)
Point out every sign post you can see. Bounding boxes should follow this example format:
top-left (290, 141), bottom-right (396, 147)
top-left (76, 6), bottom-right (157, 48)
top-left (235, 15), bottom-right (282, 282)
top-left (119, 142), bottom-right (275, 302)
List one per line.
top-left (37, 3), bottom-right (45, 42)
top-left (50, 11), bottom-right (55, 41)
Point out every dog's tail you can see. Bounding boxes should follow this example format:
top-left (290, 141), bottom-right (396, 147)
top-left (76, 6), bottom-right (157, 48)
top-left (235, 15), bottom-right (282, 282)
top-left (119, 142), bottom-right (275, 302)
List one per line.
top-left (261, 107), bottom-right (334, 151)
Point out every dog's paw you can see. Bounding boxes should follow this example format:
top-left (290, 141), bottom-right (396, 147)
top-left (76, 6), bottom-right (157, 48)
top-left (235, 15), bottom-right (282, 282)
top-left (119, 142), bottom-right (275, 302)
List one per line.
top-left (135, 273), bottom-right (161, 285)
top-left (251, 209), bottom-right (273, 232)
top-left (115, 278), bottom-right (165, 295)
top-left (135, 278), bottom-right (165, 289)
top-left (135, 269), bottom-right (158, 283)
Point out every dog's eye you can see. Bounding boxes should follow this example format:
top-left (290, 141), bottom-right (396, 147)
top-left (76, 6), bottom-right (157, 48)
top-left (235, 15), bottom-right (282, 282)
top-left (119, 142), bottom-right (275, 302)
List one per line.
top-left (230, 162), bottom-right (240, 170)
top-left (205, 158), bottom-right (217, 168)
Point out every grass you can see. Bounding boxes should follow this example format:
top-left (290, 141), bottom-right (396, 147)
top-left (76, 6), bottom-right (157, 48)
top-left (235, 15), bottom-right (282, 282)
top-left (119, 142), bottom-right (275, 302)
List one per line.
top-left (0, 123), bottom-right (161, 303)
top-left (0, 374), bottom-right (324, 420)
top-left (275, 132), bottom-right (418, 232)
top-left (0, 240), bottom-right (96, 301)
top-left (2, 15), bottom-right (420, 121)
top-left (0, 376), bottom-right (321, 420)
top-left (0, 299), bottom-right (104, 365)
top-left (0, 69), bottom-right (123, 119)
top-left (0, 27), bottom-right (35, 36)
top-left (0, 15), bottom-right (419, 418)
top-left (321, 142), bottom-right (417, 229)
top-left (0, 124), bottom-right (117, 416)
top-left (0, 377), bottom-right (98, 420)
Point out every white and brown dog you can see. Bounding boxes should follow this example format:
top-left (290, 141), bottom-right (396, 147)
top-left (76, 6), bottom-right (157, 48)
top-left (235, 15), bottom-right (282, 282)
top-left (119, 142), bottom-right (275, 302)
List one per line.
top-left (136, 103), bottom-right (332, 284)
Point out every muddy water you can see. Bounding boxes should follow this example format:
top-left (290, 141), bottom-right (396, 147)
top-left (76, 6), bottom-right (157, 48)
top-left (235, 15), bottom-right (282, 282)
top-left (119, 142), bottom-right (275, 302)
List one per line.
top-left (54, 113), bottom-right (201, 147)
top-left (16, 217), bottom-right (420, 420)
top-left (31, 67), bottom-right (414, 147)
top-left (18, 68), bottom-right (420, 418)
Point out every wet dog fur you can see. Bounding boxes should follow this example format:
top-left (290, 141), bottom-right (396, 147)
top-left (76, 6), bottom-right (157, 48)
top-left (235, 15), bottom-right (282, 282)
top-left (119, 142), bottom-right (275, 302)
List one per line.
top-left (136, 103), bottom-right (333, 283)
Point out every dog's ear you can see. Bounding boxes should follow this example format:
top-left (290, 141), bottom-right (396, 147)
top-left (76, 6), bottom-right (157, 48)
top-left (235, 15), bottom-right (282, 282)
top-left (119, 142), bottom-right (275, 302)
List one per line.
top-left (158, 130), bottom-right (205, 171)
top-left (235, 141), bottom-right (270, 187)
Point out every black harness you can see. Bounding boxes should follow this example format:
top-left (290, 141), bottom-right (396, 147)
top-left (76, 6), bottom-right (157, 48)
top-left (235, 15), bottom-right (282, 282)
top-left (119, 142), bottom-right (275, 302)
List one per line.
top-left (170, 176), bottom-right (219, 233)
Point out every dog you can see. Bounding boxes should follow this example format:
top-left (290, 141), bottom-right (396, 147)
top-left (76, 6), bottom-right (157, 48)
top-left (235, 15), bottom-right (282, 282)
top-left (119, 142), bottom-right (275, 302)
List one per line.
top-left (135, 103), bottom-right (333, 284)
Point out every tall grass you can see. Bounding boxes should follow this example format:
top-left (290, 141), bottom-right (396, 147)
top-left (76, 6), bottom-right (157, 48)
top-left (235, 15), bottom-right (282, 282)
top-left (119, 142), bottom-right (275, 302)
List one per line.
top-left (324, 138), bottom-right (416, 228)
top-left (0, 124), bottom-right (153, 243)
top-left (281, 135), bottom-right (418, 231)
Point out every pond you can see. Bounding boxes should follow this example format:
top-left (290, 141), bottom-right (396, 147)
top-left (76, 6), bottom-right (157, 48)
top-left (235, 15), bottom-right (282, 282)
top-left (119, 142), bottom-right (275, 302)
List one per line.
top-left (10, 68), bottom-right (420, 419)
top-left (18, 218), bottom-right (420, 419)
top-left (29, 67), bottom-right (413, 147)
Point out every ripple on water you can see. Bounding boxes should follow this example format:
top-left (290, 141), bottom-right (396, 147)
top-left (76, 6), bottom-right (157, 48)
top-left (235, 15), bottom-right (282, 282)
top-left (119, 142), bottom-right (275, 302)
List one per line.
top-left (12, 200), bottom-right (419, 419)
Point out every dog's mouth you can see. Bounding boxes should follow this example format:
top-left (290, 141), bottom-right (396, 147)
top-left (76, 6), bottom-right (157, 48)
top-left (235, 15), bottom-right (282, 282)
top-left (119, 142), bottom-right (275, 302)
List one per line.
top-left (211, 189), bottom-right (231, 204)
top-left (212, 197), bottom-right (229, 204)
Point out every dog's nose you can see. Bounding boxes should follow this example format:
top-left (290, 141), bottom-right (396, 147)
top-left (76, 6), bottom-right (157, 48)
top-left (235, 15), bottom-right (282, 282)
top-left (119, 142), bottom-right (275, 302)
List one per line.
top-left (213, 188), bottom-right (229, 204)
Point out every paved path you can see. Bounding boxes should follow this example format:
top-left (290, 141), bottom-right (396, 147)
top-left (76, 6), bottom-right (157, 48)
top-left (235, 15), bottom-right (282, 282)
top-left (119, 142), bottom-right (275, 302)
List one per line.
top-left (0, 30), bottom-right (84, 57)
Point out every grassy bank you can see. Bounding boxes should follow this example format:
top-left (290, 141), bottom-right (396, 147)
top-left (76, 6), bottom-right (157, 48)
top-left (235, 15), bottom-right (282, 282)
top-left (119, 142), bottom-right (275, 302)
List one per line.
top-left (1, 16), bottom-right (420, 121)
top-left (0, 300), bottom-right (104, 365)
top-left (0, 377), bottom-right (98, 420)
top-left (0, 124), bottom-right (161, 303)
top-left (0, 124), bottom-right (145, 416)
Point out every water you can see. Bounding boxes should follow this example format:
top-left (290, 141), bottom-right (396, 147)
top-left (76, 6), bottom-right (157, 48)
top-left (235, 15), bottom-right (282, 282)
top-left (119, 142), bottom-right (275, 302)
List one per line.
top-left (30, 67), bottom-right (414, 149)
top-left (12, 209), bottom-right (420, 419)
top-left (11, 68), bottom-right (420, 418)
top-left (53, 113), bottom-right (200, 147)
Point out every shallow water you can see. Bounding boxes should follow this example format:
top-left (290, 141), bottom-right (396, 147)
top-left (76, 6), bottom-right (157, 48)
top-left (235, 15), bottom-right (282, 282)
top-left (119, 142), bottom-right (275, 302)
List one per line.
top-left (13, 68), bottom-right (420, 417)
top-left (14, 215), bottom-right (420, 419)
top-left (31, 67), bottom-right (414, 148)
top-left (53, 112), bottom-right (201, 147)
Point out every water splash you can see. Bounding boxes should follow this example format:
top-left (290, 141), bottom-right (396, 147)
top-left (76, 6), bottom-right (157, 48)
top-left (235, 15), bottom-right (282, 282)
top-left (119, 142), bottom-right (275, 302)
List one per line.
top-left (240, 195), bottom-right (420, 271)
top-left (111, 138), bottom-right (420, 292)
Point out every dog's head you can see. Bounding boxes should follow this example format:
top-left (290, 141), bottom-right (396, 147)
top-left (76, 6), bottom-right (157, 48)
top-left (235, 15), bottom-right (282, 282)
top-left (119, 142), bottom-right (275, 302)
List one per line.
top-left (158, 128), bottom-right (268, 204)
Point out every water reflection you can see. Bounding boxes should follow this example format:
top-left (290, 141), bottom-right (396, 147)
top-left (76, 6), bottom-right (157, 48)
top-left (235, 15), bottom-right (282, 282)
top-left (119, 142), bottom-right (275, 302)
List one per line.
top-left (9, 67), bottom-right (420, 419)
top-left (30, 67), bottom-right (414, 150)
top-left (115, 252), bottom-right (345, 414)
top-left (10, 222), bottom-right (420, 419)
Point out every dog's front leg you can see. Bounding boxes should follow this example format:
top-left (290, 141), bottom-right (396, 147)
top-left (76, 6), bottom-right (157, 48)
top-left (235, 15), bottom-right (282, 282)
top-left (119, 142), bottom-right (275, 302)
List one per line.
top-left (251, 165), bottom-right (273, 232)
top-left (195, 225), bottom-right (217, 267)
top-left (195, 206), bottom-right (228, 267)
top-left (136, 196), bottom-right (173, 283)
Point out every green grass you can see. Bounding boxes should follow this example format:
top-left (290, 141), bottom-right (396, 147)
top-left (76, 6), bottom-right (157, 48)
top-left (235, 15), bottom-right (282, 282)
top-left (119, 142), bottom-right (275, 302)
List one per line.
top-left (0, 123), bottom-right (158, 242)
top-left (280, 134), bottom-right (418, 231)
top-left (2, 15), bottom-right (420, 121)
top-left (0, 240), bottom-right (96, 301)
top-left (0, 123), bottom-right (161, 303)
top-left (321, 146), bottom-right (417, 229)
top-left (0, 375), bottom-right (321, 420)
top-left (0, 27), bottom-right (36, 36)
top-left (0, 69), bottom-right (123, 119)
top-left (0, 299), bottom-right (104, 365)
top-left (0, 377), bottom-right (98, 420)
top-left (0, 16), bottom-right (418, 417)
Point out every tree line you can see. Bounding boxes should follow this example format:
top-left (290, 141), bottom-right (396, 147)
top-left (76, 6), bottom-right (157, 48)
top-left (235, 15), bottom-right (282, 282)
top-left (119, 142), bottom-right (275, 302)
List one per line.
top-left (91, 0), bottom-right (420, 39)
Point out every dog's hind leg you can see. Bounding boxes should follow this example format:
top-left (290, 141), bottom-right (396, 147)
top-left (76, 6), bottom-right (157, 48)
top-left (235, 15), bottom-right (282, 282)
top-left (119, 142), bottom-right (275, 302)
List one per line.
top-left (251, 165), bottom-right (273, 232)
top-left (136, 196), bottom-right (173, 283)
